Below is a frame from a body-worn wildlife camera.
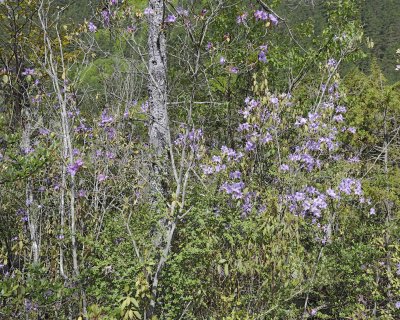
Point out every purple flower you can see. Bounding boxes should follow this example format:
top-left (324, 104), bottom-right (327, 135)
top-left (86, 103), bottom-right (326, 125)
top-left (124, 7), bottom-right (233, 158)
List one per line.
top-left (238, 122), bottom-right (251, 132)
top-left (268, 14), bottom-right (278, 25)
top-left (212, 155), bottom-right (222, 163)
top-left (100, 111), bottom-right (114, 125)
top-left (339, 178), bottom-right (362, 195)
top-left (56, 234), bottom-right (64, 240)
top-left (258, 50), bottom-right (267, 63)
top-left (254, 10), bottom-right (268, 21)
top-left (123, 108), bottom-right (129, 118)
top-left (95, 149), bottom-right (103, 158)
top-left (229, 171), bottom-right (242, 179)
top-left (141, 100), bottom-right (149, 113)
top-left (229, 66), bottom-right (239, 74)
top-left (336, 105), bottom-right (347, 113)
top-left (279, 164), bottom-right (289, 171)
top-left (310, 308), bottom-right (317, 316)
top-left (245, 140), bottom-right (256, 152)
top-left (106, 151), bottom-right (115, 159)
top-left (270, 96), bottom-right (279, 105)
top-left (22, 68), bottom-right (35, 76)
top-left (78, 189), bottom-right (86, 198)
top-left (261, 133), bottom-right (273, 144)
top-left (327, 58), bottom-right (337, 68)
top-left (97, 174), bottom-right (108, 182)
top-left (395, 301), bottom-right (400, 309)
top-left (201, 165), bottom-right (214, 175)
top-left (348, 127), bottom-right (356, 134)
top-left (165, 15), bottom-right (176, 23)
top-left (39, 128), bottom-right (50, 135)
top-left (177, 7), bottom-right (189, 17)
top-left (206, 42), bottom-right (213, 51)
top-left (326, 188), bottom-right (338, 199)
top-left (101, 9), bottom-right (110, 26)
top-left (219, 56), bottom-right (226, 65)
top-left (295, 117), bottom-right (307, 126)
top-left (369, 207), bottom-right (376, 215)
top-left (106, 127), bottom-right (116, 140)
top-left (215, 164), bottom-right (226, 173)
top-left (143, 7), bottom-right (154, 15)
top-left (22, 146), bottom-right (35, 154)
top-left (221, 181), bottom-right (245, 199)
top-left (88, 22), bottom-right (97, 32)
top-left (127, 25), bottom-right (137, 33)
top-left (200, 8), bottom-right (208, 16)
top-left (67, 159), bottom-right (84, 176)
top-left (236, 12), bottom-right (248, 24)
top-left (333, 114), bottom-right (344, 122)
top-left (347, 156), bottom-right (360, 163)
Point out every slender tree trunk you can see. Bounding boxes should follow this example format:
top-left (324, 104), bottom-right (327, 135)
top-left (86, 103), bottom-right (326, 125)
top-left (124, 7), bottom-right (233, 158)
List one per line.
top-left (38, 3), bottom-right (87, 317)
top-left (146, 1), bottom-right (172, 317)
top-left (22, 117), bottom-right (39, 264)
top-left (148, 0), bottom-right (170, 157)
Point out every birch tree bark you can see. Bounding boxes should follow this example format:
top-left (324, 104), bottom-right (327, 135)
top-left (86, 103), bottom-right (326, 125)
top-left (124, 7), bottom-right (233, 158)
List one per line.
top-left (146, 1), bottom-right (172, 317)
top-left (148, 0), bottom-right (170, 158)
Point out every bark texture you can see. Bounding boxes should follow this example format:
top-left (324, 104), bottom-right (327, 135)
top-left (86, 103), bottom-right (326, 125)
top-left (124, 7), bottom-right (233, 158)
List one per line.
top-left (148, 0), bottom-right (170, 156)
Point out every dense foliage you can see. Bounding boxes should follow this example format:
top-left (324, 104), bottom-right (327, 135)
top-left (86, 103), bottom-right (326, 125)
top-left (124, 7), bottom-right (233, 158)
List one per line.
top-left (0, 0), bottom-right (399, 319)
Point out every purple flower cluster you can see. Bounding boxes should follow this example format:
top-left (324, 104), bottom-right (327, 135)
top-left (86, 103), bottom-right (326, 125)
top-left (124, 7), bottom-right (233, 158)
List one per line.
top-left (338, 178), bottom-right (362, 196)
top-left (258, 50), bottom-right (267, 63)
top-left (165, 15), bottom-right (176, 24)
top-left (236, 12), bottom-right (248, 25)
top-left (254, 10), bottom-right (278, 25)
top-left (88, 22), bottom-right (97, 33)
top-left (67, 159), bottom-right (84, 176)
top-left (174, 127), bottom-right (203, 154)
top-left (220, 181), bottom-right (245, 199)
top-left (99, 110), bottom-right (114, 126)
top-left (286, 187), bottom-right (328, 219)
top-left (75, 121), bottom-right (92, 134)
top-left (101, 9), bottom-right (110, 26)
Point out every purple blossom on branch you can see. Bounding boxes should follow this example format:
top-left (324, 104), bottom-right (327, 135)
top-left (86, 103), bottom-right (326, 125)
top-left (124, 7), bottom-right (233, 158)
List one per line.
top-left (254, 10), bottom-right (268, 21)
top-left (67, 159), bottom-right (84, 177)
top-left (165, 15), bottom-right (176, 23)
top-left (268, 14), bottom-right (278, 26)
top-left (220, 181), bottom-right (245, 199)
top-left (88, 22), bottom-right (97, 33)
